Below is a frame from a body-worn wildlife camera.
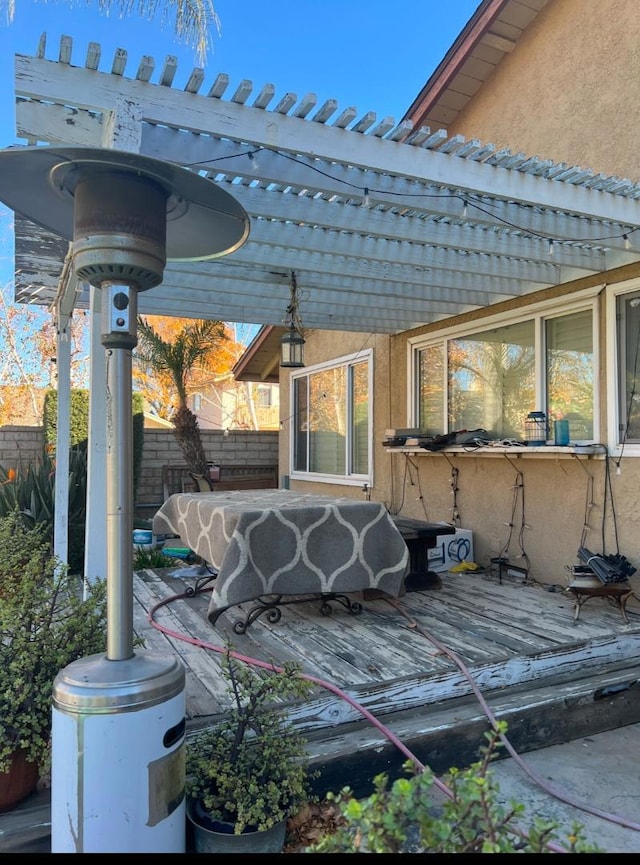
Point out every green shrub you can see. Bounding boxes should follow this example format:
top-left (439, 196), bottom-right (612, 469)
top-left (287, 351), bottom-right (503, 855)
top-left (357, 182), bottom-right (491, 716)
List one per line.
top-left (43, 387), bottom-right (144, 503)
top-left (307, 722), bottom-right (600, 854)
top-left (43, 388), bottom-right (90, 447)
top-left (0, 511), bottom-right (107, 775)
top-left (186, 650), bottom-right (316, 834)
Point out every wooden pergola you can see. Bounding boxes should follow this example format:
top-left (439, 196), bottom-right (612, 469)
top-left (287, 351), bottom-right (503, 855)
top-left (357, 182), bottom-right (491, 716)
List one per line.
top-left (12, 36), bottom-right (640, 335)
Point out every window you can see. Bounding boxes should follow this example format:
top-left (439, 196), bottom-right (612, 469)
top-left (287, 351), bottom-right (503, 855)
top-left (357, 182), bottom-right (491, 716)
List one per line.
top-left (412, 307), bottom-right (595, 442)
top-left (255, 385), bottom-right (273, 408)
top-left (290, 350), bottom-right (372, 484)
top-left (605, 280), bottom-right (640, 455)
top-left (615, 289), bottom-right (640, 445)
top-left (545, 310), bottom-right (594, 441)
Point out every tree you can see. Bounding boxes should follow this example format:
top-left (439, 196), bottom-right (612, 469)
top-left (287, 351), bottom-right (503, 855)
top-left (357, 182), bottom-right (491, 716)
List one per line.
top-left (2, 0), bottom-right (231, 431)
top-left (0, 278), bottom-right (89, 423)
top-left (134, 315), bottom-right (232, 476)
top-left (1, 0), bottom-right (220, 65)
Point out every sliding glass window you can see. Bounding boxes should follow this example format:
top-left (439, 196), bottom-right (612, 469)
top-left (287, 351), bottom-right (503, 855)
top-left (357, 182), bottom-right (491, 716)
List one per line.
top-left (617, 292), bottom-right (640, 443)
top-left (291, 350), bottom-right (372, 483)
top-left (415, 309), bottom-right (594, 442)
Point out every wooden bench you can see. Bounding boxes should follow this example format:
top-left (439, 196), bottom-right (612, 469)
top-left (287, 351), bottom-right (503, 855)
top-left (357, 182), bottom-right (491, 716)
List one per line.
top-left (214, 464), bottom-right (278, 491)
top-left (162, 463), bottom-right (278, 500)
top-left (390, 516), bottom-right (456, 591)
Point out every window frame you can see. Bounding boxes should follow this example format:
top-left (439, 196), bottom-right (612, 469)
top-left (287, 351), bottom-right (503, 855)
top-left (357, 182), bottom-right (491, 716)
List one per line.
top-left (407, 290), bottom-right (600, 443)
top-left (289, 349), bottom-right (373, 486)
top-left (606, 277), bottom-right (640, 457)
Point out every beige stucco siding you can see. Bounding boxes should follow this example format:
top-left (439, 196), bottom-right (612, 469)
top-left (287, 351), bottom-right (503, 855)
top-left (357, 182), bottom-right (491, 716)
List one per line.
top-left (280, 269), bottom-right (640, 588)
top-left (449, 0), bottom-right (640, 180)
top-left (278, 330), bottom-right (391, 500)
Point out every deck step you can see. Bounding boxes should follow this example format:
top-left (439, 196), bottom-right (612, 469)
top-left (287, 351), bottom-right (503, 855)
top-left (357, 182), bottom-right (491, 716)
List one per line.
top-left (0, 787), bottom-right (51, 852)
top-left (305, 659), bottom-right (640, 798)
top-left (1, 660), bottom-right (639, 851)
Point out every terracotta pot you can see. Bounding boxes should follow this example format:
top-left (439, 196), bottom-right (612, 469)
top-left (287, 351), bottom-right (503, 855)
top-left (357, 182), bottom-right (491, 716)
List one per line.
top-left (0, 748), bottom-right (39, 813)
top-left (186, 798), bottom-right (286, 854)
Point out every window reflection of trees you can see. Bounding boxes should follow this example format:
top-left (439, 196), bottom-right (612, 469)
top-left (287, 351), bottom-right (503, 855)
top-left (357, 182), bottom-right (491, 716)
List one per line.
top-left (546, 310), bottom-right (594, 441)
top-left (620, 295), bottom-right (640, 442)
top-left (418, 311), bottom-right (594, 441)
top-left (309, 367), bottom-right (346, 474)
top-left (449, 322), bottom-right (535, 438)
top-left (351, 361), bottom-right (369, 476)
top-left (294, 359), bottom-right (369, 477)
top-left (418, 344), bottom-right (445, 436)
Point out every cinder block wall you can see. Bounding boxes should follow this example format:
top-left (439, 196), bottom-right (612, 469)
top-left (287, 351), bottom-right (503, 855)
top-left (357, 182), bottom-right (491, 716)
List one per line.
top-left (0, 426), bottom-right (279, 516)
top-left (0, 425), bottom-right (46, 465)
top-left (137, 429), bottom-right (280, 514)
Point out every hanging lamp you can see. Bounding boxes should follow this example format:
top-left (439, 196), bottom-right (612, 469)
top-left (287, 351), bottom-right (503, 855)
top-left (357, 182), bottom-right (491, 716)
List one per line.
top-left (280, 270), bottom-right (305, 368)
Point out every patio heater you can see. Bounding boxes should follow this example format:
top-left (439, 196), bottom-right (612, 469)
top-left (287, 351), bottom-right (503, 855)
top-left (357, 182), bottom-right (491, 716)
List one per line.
top-left (0, 145), bottom-right (249, 852)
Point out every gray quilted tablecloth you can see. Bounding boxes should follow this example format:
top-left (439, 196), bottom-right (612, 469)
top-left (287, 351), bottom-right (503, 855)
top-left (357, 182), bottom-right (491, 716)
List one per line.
top-left (152, 490), bottom-right (409, 622)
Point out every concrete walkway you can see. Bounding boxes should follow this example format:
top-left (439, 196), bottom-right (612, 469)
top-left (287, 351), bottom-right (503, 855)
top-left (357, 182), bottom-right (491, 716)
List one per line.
top-left (488, 721), bottom-right (640, 853)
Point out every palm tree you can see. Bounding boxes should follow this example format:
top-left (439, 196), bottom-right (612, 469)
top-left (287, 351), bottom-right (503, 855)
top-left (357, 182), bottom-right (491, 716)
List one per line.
top-left (135, 317), bottom-right (228, 477)
top-left (2, 0), bottom-right (220, 65)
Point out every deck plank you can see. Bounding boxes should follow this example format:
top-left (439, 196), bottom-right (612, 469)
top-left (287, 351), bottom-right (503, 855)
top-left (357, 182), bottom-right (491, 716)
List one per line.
top-left (135, 568), bottom-right (640, 731)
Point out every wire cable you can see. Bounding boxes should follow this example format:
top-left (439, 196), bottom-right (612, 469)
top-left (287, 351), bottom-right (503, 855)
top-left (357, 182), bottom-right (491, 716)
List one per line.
top-left (185, 148), bottom-right (639, 247)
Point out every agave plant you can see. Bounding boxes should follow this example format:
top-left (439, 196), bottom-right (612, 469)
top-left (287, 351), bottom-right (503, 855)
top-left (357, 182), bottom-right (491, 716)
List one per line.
top-left (0, 443), bottom-right (87, 572)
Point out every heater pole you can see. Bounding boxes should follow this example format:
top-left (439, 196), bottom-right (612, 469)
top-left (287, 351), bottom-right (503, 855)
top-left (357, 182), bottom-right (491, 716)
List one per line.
top-left (101, 281), bottom-right (138, 659)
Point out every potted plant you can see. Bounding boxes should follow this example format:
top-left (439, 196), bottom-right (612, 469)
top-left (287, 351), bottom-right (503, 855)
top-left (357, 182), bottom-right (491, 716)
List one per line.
top-left (0, 510), bottom-right (107, 811)
top-left (185, 647), bottom-right (316, 853)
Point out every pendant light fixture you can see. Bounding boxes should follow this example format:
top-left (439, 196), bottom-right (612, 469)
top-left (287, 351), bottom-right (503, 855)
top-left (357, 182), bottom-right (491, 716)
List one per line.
top-left (280, 270), bottom-right (305, 368)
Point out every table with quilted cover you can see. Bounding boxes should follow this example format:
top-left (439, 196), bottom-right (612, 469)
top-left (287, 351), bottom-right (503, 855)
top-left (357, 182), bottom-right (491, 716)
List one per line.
top-left (152, 489), bottom-right (410, 626)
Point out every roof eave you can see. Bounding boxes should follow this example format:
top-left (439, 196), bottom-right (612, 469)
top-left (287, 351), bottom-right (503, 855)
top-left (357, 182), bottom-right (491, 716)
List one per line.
top-left (402, 0), bottom-right (514, 129)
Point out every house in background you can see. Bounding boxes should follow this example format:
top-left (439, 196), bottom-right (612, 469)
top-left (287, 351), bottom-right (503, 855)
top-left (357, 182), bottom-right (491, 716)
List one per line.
top-left (231, 325), bottom-right (284, 431)
top-left (140, 409), bottom-right (173, 430)
top-left (191, 377), bottom-right (279, 431)
top-left (0, 384), bottom-right (174, 430)
top-left (7, 0), bottom-right (640, 586)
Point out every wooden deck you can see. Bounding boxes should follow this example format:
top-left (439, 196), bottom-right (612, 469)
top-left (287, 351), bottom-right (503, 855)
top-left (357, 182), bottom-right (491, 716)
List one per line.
top-left (2, 566), bottom-right (640, 852)
top-left (134, 565), bottom-right (640, 789)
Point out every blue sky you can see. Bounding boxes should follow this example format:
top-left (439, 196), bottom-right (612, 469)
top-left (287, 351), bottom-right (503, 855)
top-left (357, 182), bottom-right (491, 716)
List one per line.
top-left (0, 0), bottom-right (480, 331)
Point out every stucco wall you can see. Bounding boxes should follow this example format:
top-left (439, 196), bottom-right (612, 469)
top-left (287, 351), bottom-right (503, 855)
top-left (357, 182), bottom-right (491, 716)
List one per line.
top-left (381, 448), bottom-right (640, 587)
top-left (448, 0), bottom-right (640, 180)
top-left (281, 321), bottom-right (640, 587)
top-left (384, 279), bottom-right (640, 583)
top-left (278, 330), bottom-right (396, 500)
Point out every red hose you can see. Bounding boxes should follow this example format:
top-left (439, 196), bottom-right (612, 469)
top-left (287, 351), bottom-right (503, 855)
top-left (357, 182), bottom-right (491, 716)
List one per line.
top-left (148, 585), bottom-right (640, 852)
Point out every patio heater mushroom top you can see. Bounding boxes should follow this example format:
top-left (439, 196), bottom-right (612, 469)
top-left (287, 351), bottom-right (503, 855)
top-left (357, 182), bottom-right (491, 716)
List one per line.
top-left (0, 145), bottom-right (250, 291)
top-left (0, 144), bottom-right (251, 660)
